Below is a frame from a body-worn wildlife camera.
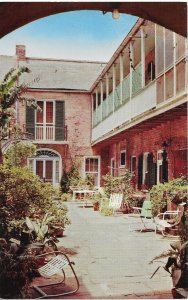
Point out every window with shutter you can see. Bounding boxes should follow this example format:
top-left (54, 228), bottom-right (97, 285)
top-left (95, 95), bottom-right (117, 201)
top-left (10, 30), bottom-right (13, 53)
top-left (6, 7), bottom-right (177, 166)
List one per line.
top-left (55, 101), bottom-right (65, 141)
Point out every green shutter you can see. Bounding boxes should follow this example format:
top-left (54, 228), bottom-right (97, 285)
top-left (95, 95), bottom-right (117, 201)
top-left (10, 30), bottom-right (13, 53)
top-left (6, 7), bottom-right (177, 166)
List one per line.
top-left (55, 101), bottom-right (65, 141)
top-left (138, 154), bottom-right (143, 189)
top-left (26, 105), bottom-right (35, 139)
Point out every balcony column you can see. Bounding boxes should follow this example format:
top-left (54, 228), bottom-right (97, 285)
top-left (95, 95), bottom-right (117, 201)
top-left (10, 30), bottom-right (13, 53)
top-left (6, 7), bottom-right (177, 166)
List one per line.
top-left (141, 26), bottom-right (145, 88)
top-left (120, 54), bottom-right (124, 104)
top-left (43, 101), bottom-right (46, 140)
top-left (163, 27), bottom-right (166, 101)
top-left (95, 87), bottom-right (98, 124)
top-left (112, 64), bottom-right (116, 112)
top-left (173, 33), bottom-right (176, 97)
top-left (100, 80), bottom-right (103, 121)
top-left (91, 93), bottom-right (94, 127)
top-left (106, 73), bottom-right (109, 115)
top-left (129, 42), bottom-right (134, 101)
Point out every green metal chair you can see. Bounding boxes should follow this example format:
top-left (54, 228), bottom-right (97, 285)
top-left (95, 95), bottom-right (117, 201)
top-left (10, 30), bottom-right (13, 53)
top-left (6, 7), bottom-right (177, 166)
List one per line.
top-left (129, 200), bottom-right (154, 232)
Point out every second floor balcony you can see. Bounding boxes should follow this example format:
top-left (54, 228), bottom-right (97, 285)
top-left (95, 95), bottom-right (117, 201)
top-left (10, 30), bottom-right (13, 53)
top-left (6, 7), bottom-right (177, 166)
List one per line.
top-left (24, 124), bottom-right (68, 143)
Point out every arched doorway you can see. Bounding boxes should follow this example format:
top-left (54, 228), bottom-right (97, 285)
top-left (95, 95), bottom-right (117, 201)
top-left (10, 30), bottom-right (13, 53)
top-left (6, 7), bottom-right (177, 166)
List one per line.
top-left (29, 148), bottom-right (62, 186)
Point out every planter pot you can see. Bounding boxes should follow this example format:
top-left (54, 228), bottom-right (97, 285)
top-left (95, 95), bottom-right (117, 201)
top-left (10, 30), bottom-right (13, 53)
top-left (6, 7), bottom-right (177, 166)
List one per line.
top-left (52, 228), bottom-right (64, 237)
top-left (93, 203), bottom-right (99, 211)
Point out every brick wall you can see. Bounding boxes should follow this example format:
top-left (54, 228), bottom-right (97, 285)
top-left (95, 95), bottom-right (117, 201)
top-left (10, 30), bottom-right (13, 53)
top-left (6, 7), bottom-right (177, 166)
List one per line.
top-left (97, 115), bottom-right (187, 186)
top-left (20, 90), bottom-right (93, 171)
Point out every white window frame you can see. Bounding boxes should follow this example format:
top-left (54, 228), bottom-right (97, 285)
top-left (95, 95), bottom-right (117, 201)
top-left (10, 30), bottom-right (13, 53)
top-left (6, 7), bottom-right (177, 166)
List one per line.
top-left (28, 148), bottom-right (61, 186)
top-left (142, 152), bottom-right (149, 185)
top-left (35, 100), bottom-right (55, 141)
top-left (84, 156), bottom-right (100, 187)
top-left (157, 149), bottom-right (163, 184)
top-left (120, 150), bottom-right (126, 168)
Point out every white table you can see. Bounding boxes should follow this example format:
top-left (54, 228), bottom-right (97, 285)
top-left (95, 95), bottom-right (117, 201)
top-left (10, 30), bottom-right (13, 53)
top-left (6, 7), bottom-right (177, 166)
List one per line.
top-left (72, 189), bottom-right (95, 207)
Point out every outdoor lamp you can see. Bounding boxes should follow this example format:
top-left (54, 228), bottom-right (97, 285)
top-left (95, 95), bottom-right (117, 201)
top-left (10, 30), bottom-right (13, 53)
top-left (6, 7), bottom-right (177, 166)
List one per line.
top-left (112, 9), bottom-right (120, 20)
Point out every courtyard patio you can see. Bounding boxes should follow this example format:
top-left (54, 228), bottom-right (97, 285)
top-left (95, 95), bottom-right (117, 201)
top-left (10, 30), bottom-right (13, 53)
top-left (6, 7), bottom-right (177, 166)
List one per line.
top-left (31, 201), bottom-right (173, 299)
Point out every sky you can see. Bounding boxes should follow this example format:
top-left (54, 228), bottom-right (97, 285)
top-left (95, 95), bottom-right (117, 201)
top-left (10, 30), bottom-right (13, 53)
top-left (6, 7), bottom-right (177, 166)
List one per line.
top-left (0, 10), bottom-right (138, 62)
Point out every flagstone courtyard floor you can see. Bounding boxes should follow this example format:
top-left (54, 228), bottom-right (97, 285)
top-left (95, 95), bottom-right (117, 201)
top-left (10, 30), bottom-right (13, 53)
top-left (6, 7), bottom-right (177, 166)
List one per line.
top-left (31, 201), bottom-right (174, 299)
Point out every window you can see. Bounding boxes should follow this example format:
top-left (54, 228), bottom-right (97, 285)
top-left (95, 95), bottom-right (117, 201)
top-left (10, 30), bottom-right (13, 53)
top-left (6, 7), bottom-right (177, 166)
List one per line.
top-left (26, 100), bottom-right (65, 142)
top-left (84, 156), bottom-right (100, 186)
top-left (120, 151), bottom-right (126, 167)
top-left (143, 152), bottom-right (149, 185)
top-left (36, 100), bottom-right (54, 141)
top-left (28, 149), bottom-right (61, 186)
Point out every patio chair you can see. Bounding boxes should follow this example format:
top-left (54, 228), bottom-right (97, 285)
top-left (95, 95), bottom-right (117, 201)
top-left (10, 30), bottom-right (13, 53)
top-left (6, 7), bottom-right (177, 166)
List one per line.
top-left (32, 251), bottom-right (79, 298)
top-left (129, 200), bottom-right (154, 232)
top-left (100, 193), bottom-right (123, 215)
top-left (154, 202), bottom-right (186, 237)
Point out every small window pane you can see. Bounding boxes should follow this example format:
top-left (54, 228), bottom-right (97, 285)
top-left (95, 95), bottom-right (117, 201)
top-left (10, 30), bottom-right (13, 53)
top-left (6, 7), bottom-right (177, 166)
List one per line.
top-left (37, 101), bottom-right (43, 123)
top-left (46, 102), bottom-right (53, 123)
top-left (120, 152), bottom-right (126, 166)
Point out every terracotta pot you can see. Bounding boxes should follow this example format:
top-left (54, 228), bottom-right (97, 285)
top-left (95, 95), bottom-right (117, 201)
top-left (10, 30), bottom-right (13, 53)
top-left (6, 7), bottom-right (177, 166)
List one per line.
top-left (93, 202), bottom-right (99, 211)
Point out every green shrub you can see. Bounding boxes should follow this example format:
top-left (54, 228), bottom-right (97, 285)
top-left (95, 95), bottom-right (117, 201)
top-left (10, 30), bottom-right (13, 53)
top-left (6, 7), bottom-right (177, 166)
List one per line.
top-left (60, 159), bottom-right (94, 193)
top-left (103, 171), bottom-right (133, 201)
top-left (0, 165), bottom-right (55, 238)
top-left (0, 252), bottom-right (38, 299)
top-left (150, 177), bottom-right (187, 216)
top-left (4, 139), bottom-right (36, 168)
top-left (61, 193), bottom-right (71, 202)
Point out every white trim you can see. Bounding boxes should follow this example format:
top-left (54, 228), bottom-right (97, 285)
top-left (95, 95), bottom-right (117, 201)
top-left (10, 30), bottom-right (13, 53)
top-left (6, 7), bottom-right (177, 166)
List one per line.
top-left (143, 152), bottom-right (149, 185)
top-left (84, 155), bottom-right (100, 187)
top-left (141, 26), bottom-right (145, 88)
top-left (157, 149), bottom-right (163, 184)
top-left (112, 64), bottom-right (116, 113)
top-left (34, 141), bottom-right (69, 145)
top-left (28, 148), bottom-right (62, 186)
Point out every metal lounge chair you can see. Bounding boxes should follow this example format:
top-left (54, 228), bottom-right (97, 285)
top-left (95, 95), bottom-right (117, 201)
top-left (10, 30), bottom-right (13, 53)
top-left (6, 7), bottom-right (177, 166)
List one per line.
top-left (108, 193), bottom-right (123, 215)
top-left (129, 199), bottom-right (154, 232)
top-left (100, 193), bottom-right (123, 215)
top-left (154, 202), bottom-right (186, 237)
top-left (32, 251), bottom-right (79, 298)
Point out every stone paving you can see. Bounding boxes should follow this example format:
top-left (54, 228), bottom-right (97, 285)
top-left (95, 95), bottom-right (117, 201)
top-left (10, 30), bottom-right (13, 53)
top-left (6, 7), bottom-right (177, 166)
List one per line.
top-left (57, 202), bottom-right (173, 298)
top-left (31, 202), bottom-right (174, 298)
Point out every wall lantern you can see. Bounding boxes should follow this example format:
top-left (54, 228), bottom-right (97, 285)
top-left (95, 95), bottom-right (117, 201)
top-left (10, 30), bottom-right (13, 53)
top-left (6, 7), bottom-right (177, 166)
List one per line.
top-left (112, 8), bottom-right (120, 20)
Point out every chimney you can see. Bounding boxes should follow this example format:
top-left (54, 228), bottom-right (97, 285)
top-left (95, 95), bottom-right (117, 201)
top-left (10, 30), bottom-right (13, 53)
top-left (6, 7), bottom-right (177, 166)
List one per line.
top-left (16, 45), bottom-right (26, 60)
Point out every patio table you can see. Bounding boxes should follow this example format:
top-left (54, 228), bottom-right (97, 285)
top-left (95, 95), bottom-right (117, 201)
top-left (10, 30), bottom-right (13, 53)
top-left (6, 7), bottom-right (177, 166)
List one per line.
top-left (72, 189), bottom-right (95, 207)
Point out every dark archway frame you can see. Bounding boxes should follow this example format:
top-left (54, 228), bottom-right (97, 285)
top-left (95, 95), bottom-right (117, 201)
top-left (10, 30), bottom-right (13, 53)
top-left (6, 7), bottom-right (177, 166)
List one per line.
top-left (0, 2), bottom-right (187, 39)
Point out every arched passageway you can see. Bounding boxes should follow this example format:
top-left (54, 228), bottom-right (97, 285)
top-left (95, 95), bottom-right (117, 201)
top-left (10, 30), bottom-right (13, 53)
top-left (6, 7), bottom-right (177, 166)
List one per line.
top-left (0, 2), bottom-right (187, 38)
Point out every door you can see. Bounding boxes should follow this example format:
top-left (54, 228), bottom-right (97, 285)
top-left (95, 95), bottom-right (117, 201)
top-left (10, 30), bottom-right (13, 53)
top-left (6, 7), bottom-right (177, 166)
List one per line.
top-left (36, 160), bottom-right (53, 183)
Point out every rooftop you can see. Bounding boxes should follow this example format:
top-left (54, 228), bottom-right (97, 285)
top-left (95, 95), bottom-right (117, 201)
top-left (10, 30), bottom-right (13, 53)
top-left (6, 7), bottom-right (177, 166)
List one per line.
top-left (0, 52), bottom-right (106, 91)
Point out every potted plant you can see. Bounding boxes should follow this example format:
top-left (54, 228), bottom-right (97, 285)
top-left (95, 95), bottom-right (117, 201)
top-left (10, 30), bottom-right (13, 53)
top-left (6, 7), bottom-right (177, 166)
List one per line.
top-left (0, 250), bottom-right (38, 299)
top-left (48, 202), bottom-right (71, 237)
top-left (150, 202), bottom-right (188, 298)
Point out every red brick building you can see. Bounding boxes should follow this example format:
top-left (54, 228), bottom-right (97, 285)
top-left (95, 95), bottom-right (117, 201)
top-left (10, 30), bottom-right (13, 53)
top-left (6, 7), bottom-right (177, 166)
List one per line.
top-left (0, 18), bottom-right (187, 189)
top-left (91, 19), bottom-right (187, 189)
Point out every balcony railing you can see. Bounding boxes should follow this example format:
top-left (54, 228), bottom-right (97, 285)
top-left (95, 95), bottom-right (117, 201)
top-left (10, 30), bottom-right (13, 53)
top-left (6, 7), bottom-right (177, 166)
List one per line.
top-left (23, 125), bottom-right (68, 142)
top-left (36, 125), bottom-right (54, 141)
